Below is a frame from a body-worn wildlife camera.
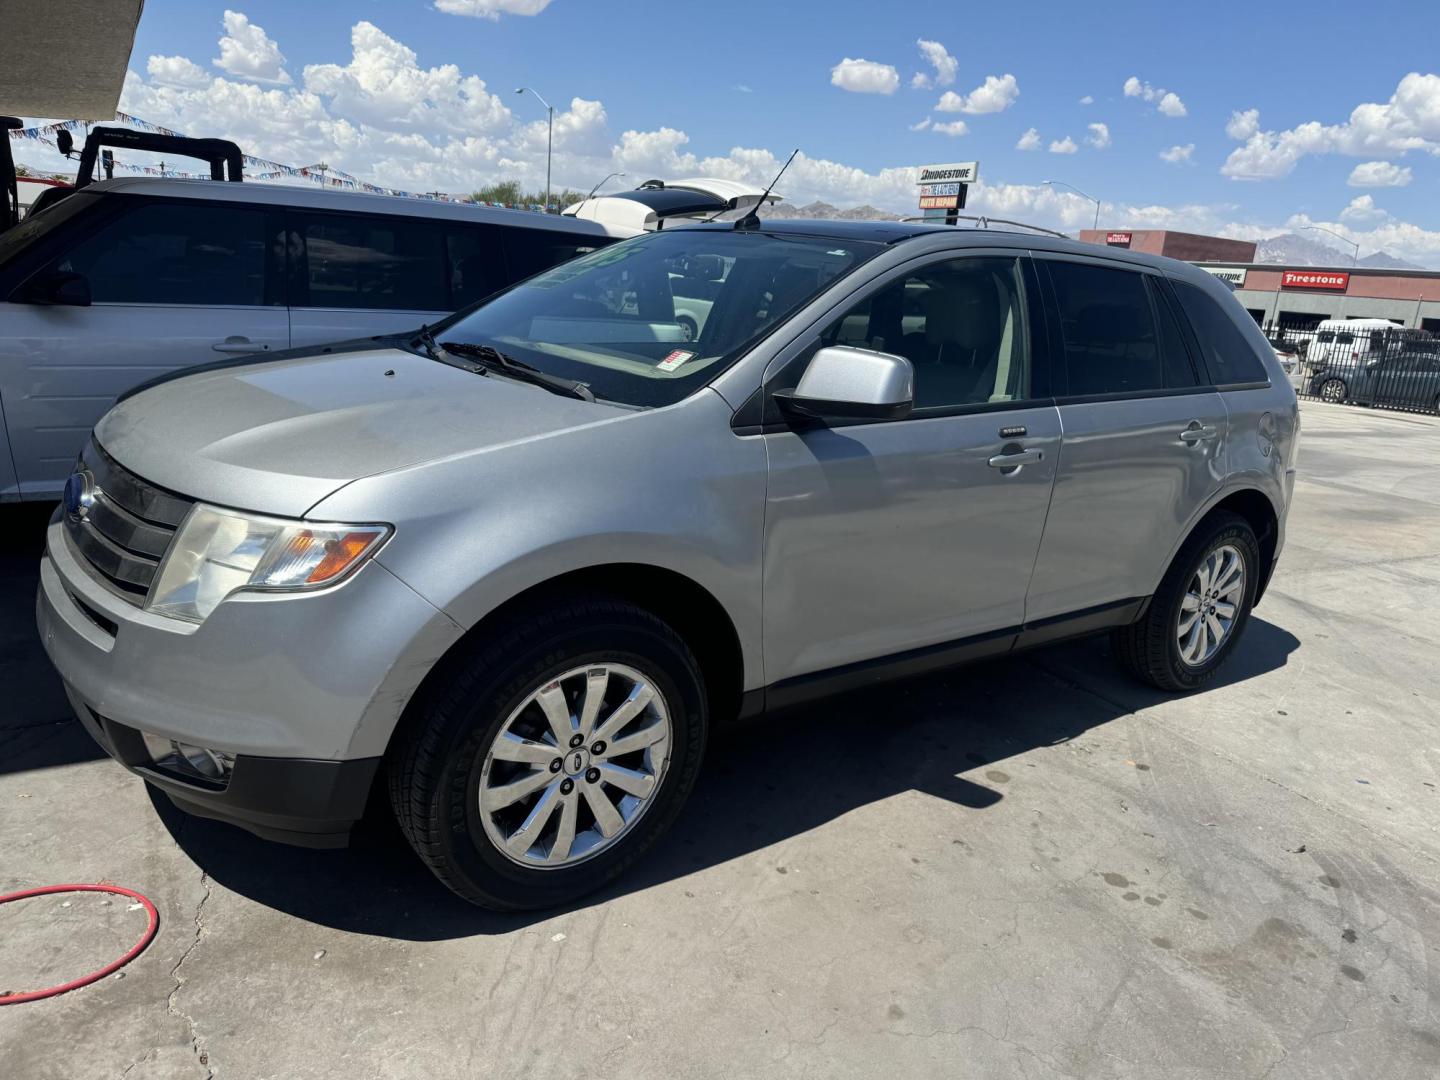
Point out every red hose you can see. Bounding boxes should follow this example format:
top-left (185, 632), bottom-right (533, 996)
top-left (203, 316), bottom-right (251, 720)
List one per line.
top-left (0, 884), bottom-right (159, 1005)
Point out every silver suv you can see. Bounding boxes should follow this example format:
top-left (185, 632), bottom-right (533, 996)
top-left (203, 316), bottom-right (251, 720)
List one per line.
top-left (37, 221), bottom-right (1299, 909)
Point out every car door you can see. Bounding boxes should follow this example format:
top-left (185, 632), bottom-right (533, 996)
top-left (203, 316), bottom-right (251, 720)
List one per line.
top-left (0, 196), bottom-right (287, 500)
top-left (760, 252), bottom-right (1061, 691)
top-left (1024, 258), bottom-right (1227, 624)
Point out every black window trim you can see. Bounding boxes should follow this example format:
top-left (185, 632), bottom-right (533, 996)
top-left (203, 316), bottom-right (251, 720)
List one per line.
top-left (736, 247), bottom-right (1053, 435)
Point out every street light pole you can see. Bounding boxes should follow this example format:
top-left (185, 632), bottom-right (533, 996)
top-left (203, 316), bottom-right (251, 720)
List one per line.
top-left (1301, 224), bottom-right (1360, 267)
top-left (1043, 179), bottom-right (1101, 231)
top-left (514, 87), bottom-right (554, 212)
top-left (584, 171), bottom-right (626, 201)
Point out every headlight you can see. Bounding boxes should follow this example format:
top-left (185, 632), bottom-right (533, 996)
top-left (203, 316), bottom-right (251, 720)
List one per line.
top-left (147, 505), bottom-right (391, 623)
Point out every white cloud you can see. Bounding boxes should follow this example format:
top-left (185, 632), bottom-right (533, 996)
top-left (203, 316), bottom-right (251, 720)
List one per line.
top-left (1159, 143), bottom-right (1195, 164)
top-left (1157, 92), bottom-right (1186, 118)
top-left (1225, 108), bottom-right (1260, 140)
top-left (932, 120), bottom-right (968, 136)
top-left (911, 39), bottom-right (957, 90)
top-left (146, 55), bottom-right (210, 89)
top-left (830, 58), bottom-right (900, 95)
top-left (1339, 194), bottom-right (1386, 223)
top-left (213, 10), bottom-right (291, 85)
top-left (935, 73), bottom-right (1019, 115)
top-left (1348, 160), bottom-right (1413, 187)
top-left (1086, 122), bottom-right (1110, 149)
top-left (1016, 127), bottom-right (1042, 151)
top-left (434, 0), bottom-right (555, 17)
top-left (1079, 95), bottom-right (1094, 105)
top-left (734, 84), bottom-right (753, 94)
top-left (1123, 76), bottom-right (1186, 117)
top-left (1049, 136), bottom-right (1078, 154)
top-left (1222, 74), bottom-right (1440, 180)
top-left (909, 117), bottom-right (932, 132)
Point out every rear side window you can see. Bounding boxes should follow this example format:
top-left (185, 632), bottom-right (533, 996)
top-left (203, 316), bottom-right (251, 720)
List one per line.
top-left (1151, 280), bottom-right (1201, 389)
top-left (1046, 261), bottom-right (1165, 396)
top-left (1171, 280), bottom-right (1270, 385)
top-left (294, 212), bottom-right (448, 311)
top-left (446, 224), bottom-right (508, 309)
top-left (501, 227), bottom-right (608, 282)
top-left (43, 200), bottom-right (273, 306)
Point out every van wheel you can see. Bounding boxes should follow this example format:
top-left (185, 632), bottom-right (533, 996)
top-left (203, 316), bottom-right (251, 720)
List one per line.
top-left (1319, 378), bottom-right (1348, 403)
top-left (388, 597), bottom-right (707, 910)
top-left (1111, 512), bottom-right (1259, 692)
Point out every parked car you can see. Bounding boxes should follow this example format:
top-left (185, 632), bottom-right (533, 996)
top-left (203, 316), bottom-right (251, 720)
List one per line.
top-left (38, 221), bottom-right (1298, 910)
top-left (0, 177), bottom-right (622, 502)
top-left (1307, 349), bottom-right (1440, 411)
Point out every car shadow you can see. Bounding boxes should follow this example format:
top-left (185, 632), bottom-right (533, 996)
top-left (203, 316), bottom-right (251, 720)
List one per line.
top-left (151, 616), bottom-right (1300, 939)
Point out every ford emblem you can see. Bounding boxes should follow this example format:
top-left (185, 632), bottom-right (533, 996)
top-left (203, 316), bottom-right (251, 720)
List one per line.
top-left (63, 471), bottom-right (95, 521)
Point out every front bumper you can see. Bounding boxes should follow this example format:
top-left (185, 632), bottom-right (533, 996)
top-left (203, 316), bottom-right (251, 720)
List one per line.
top-left (69, 695), bottom-right (378, 847)
top-left (37, 514), bottom-right (464, 846)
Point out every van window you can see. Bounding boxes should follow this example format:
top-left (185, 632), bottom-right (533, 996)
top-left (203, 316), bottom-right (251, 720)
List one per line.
top-left (1046, 261), bottom-right (1165, 396)
top-left (821, 256), bottom-right (1032, 410)
top-left (446, 224), bottom-right (509, 309)
top-left (294, 212), bottom-right (448, 311)
top-left (502, 227), bottom-right (607, 282)
top-left (1171, 280), bottom-right (1270, 385)
top-left (41, 200), bottom-right (273, 306)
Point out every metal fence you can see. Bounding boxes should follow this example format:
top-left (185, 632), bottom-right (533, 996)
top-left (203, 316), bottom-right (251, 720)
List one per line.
top-left (1265, 323), bottom-right (1440, 416)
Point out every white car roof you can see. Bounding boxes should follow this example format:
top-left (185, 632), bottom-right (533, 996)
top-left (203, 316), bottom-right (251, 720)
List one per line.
top-left (75, 176), bottom-right (618, 237)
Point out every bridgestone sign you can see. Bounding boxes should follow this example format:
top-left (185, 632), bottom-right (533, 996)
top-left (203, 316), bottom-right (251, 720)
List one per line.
top-left (917, 162), bottom-right (979, 185)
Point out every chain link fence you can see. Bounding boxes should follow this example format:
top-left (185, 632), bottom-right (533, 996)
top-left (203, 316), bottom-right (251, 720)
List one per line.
top-left (1265, 324), bottom-right (1440, 416)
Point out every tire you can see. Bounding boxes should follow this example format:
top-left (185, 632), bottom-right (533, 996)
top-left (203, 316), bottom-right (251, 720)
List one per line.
top-left (387, 597), bottom-right (707, 910)
top-left (1318, 378), bottom-right (1348, 404)
top-left (676, 315), bottom-right (698, 341)
top-left (1111, 511), bottom-right (1260, 692)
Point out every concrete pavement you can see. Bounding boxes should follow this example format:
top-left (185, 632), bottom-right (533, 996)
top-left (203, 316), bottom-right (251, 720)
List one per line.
top-left (2, 400), bottom-right (1437, 1079)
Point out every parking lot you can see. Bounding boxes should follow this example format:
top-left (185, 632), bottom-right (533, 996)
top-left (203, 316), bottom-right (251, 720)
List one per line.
top-left (1, 399), bottom-right (1437, 1079)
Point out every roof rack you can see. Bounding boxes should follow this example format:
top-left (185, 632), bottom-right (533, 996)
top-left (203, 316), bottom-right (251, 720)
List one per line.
top-left (898, 214), bottom-right (1069, 240)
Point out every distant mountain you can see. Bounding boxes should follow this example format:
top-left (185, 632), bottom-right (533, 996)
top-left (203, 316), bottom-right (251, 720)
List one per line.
top-left (1254, 232), bottom-right (1424, 270)
top-left (759, 200), bottom-right (901, 222)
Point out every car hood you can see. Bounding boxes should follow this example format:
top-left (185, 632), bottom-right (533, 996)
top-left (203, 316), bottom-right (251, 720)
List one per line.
top-left (95, 347), bottom-right (630, 517)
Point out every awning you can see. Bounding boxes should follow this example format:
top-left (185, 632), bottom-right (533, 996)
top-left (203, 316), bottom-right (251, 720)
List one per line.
top-left (0, 0), bottom-right (145, 119)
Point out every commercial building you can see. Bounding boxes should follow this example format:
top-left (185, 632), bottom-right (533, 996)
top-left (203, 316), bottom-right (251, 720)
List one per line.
top-left (1077, 228), bottom-right (1256, 263)
top-left (1193, 264), bottom-right (1440, 332)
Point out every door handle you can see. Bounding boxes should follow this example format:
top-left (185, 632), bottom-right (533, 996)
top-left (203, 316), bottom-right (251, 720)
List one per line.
top-left (988, 447), bottom-right (1043, 469)
top-left (212, 337), bottom-right (271, 354)
top-left (1178, 422), bottom-right (1219, 444)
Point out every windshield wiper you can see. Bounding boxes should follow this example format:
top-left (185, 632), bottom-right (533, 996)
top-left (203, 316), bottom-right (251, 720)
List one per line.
top-left (412, 323), bottom-right (488, 375)
top-left (440, 340), bottom-right (595, 402)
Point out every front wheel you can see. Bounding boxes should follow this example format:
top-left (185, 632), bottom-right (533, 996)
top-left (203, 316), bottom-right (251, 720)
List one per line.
top-left (388, 598), bottom-right (707, 910)
top-left (1111, 512), bottom-right (1260, 692)
top-left (1318, 378), bottom-right (1348, 403)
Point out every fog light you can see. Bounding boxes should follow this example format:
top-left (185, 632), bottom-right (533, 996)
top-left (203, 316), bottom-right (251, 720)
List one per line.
top-left (141, 732), bottom-right (234, 784)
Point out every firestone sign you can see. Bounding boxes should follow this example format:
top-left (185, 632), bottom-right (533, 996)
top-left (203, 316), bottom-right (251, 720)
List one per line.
top-left (1105, 232), bottom-right (1133, 248)
top-left (1281, 270), bottom-right (1349, 291)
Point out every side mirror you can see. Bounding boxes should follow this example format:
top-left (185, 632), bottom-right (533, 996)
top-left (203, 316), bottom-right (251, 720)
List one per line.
top-left (56, 129), bottom-right (75, 157)
top-left (19, 270), bottom-right (92, 306)
top-left (775, 345), bottom-right (914, 422)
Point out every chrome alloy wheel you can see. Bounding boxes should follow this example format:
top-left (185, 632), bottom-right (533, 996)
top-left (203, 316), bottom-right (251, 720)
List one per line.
top-left (1177, 543), bottom-right (1245, 667)
top-left (479, 663), bottom-right (672, 869)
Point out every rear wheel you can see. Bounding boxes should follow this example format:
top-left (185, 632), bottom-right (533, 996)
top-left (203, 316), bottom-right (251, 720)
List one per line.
top-left (1112, 512), bottom-right (1259, 692)
top-left (388, 597), bottom-right (707, 910)
top-left (1319, 378), bottom-right (1348, 403)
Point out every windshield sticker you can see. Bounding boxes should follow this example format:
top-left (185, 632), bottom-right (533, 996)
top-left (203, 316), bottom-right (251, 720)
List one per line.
top-left (657, 349), bottom-right (696, 372)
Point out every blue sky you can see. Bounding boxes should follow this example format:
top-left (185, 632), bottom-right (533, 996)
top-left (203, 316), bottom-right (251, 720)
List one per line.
top-left (16, 1), bottom-right (1440, 261)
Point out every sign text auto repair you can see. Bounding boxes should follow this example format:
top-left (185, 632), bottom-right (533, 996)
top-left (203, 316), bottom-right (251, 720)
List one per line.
top-left (1281, 269), bottom-right (1349, 291)
top-left (916, 162), bottom-right (978, 217)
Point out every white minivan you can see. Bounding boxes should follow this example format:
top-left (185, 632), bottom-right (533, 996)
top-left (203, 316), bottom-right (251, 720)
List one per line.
top-left (0, 178), bottom-right (621, 501)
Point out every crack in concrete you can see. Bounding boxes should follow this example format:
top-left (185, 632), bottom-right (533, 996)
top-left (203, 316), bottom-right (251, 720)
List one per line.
top-left (166, 868), bottom-right (215, 1080)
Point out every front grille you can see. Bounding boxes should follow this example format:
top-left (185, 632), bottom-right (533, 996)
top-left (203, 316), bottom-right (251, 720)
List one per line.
top-left (63, 439), bottom-right (194, 605)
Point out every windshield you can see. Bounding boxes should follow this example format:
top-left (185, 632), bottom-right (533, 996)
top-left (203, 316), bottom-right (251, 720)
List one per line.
top-left (0, 188), bottom-right (89, 267)
top-left (439, 228), bottom-right (882, 407)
